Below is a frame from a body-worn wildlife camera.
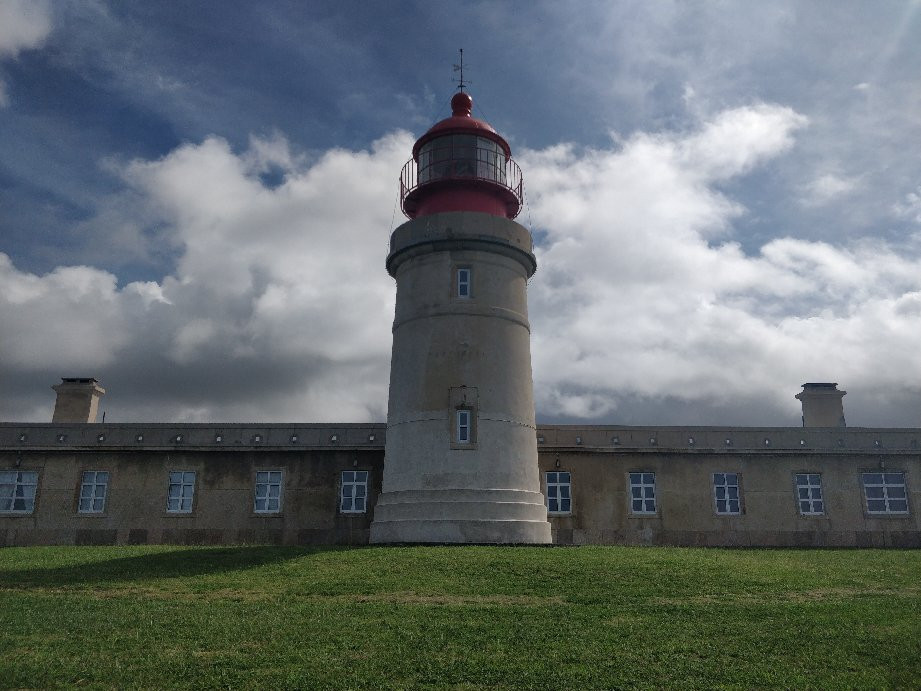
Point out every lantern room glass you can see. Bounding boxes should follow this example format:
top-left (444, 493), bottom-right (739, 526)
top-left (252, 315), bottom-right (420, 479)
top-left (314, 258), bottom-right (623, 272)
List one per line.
top-left (418, 135), bottom-right (507, 185)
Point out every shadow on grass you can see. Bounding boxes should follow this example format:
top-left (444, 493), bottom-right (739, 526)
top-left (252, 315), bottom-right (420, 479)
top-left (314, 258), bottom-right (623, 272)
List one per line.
top-left (0, 545), bottom-right (342, 588)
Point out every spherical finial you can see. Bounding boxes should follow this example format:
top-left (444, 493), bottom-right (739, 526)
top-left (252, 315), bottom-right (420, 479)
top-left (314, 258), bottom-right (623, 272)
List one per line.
top-left (451, 92), bottom-right (473, 117)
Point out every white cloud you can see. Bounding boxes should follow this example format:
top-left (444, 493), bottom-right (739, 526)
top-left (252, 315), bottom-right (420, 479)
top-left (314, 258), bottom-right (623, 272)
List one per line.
top-left (0, 0), bottom-right (51, 56)
top-left (242, 131), bottom-right (301, 175)
top-left (801, 173), bottom-right (860, 206)
top-left (0, 255), bottom-right (133, 369)
top-left (679, 104), bottom-right (808, 180)
top-left (0, 0), bottom-right (51, 106)
top-left (523, 104), bottom-right (921, 426)
top-left (894, 186), bottom-right (921, 224)
top-left (0, 131), bottom-right (410, 422)
top-left (2, 103), bottom-right (920, 427)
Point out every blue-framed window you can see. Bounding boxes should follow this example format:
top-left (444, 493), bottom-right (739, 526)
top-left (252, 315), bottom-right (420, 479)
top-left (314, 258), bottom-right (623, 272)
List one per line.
top-left (546, 472), bottom-right (571, 514)
top-left (341, 471), bottom-right (369, 514)
top-left (457, 268), bottom-right (471, 298)
top-left (713, 472), bottom-right (741, 515)
top-left (629, 472), bottom-right (657, 515)
top-left (862, 472), bottom-right (909, 515)
top-left (0, 471), bottom-right (38, 514)
top-left (167, 471), bottom-right (196, 513)
top-left (78, 471), bottom-right (109, 514)
top-left (795, 473), bottom-right (824, 515)
top-left (254, 471), bottom-right (283, 513)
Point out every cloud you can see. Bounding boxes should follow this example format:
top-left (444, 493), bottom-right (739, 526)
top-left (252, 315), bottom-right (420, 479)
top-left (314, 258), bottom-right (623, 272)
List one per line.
top-left (801, 173), bottom-right (860, 207)
top-left (894, 186), bottom-right (921, 224)
top-left (0, 0), bottom-right (50, 57)
top-left (0, 255), bottom-right (132, 369)
top-left (0, 0), bottom-right (52, 106)
top-left (2, 103), bottom-right (920, 428)
top-left (523, 104), bottom-right (921, 426)
top-left (679, 104), bottom-right (808, 180)
top-left (0, 131), bottom-right (410, 422)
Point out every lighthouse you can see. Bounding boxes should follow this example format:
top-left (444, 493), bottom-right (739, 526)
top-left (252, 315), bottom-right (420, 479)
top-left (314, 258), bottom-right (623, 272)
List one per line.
top-left (370, 88), bottom-right (552, 543)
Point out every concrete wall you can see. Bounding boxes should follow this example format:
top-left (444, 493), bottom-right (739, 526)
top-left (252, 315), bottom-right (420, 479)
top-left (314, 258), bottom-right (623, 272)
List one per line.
top-left (2, 422), bottom-right (919, 547)
top-left (0, 424), bottom-right (384, 547)
top-left (538, 425), bottom-right (921, 547)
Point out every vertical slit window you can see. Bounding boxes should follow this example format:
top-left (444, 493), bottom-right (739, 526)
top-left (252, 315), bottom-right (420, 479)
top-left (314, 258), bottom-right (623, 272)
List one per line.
top-left (456, 409), bottom-right (471, 444)
top-left (457, 268), bottom-right (471, 298)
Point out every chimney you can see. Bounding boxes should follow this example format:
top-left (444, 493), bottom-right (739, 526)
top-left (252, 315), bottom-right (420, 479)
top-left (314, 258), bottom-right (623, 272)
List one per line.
top-left (51, 378), bottom-right (106, 423)
top-left (795, 383), bottom-right (846, 428)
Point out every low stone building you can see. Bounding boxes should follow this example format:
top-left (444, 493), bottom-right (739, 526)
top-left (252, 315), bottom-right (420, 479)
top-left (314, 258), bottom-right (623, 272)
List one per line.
top-left (1, 379), bottom-right (918, 548)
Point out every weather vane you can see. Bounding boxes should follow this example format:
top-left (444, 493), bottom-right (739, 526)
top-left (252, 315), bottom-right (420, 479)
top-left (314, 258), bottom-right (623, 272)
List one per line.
top-left (452, 48), bottom-right (469, 92)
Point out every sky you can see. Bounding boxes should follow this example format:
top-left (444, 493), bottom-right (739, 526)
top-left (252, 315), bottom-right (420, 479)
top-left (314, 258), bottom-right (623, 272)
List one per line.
top-left (1, 0), bottom-right (920, 427)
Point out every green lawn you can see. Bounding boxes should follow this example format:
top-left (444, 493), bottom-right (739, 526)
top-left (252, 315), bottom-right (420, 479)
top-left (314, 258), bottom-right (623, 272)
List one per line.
top-left (1, 545), bottom-right (919, 689)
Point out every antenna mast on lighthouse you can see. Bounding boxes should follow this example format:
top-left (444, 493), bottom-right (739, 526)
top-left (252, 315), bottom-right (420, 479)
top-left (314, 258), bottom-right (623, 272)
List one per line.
top-left (452, 48), bottom-right (469, 92)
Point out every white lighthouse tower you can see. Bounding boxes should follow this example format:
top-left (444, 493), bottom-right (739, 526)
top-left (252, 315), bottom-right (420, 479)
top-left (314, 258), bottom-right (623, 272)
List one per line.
top-left (370, 87), bottom-right (552, 543)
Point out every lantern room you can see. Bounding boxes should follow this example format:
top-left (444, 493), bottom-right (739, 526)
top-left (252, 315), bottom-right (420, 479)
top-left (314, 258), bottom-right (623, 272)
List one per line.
top-left (400, 92), bottom-right (523, 220)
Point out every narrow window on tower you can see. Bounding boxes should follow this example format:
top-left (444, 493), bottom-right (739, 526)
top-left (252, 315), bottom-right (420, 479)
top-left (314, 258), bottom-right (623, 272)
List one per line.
top-left (456, 267), bottom-right (471, 298)
top-left (456, 409), bottom-right (471, 444)
top-left (449, 387), bottom-right (478, 449)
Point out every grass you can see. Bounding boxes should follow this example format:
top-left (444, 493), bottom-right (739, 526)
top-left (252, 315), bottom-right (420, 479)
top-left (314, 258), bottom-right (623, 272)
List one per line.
top-left (1, 545), bottom-right (920, 689)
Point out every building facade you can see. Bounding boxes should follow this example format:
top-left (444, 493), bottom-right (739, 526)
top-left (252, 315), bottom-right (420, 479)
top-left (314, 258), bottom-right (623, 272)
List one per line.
top-left (1, 382), bottom-right (919, 547)
top-left (2, 93), bottom-right (919, 548)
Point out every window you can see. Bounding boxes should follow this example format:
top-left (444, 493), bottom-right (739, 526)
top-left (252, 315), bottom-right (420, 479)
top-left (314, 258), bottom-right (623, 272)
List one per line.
top-left (456, 268), bottom-right (471, 298)
top-left (862, 472), bottom-right (909, 515)
top-left (418, 135), bottom-right (507, 185)
top-left (629, 472), bottom-right (657, 515)
top-left (546, 471), bottom-right (571, 514)
top-left (340, 471), bottom-right (368, 513)
top-left (254, 471), bottom-right (283, 513)
top-left (0, 471), bottom-right (38, 514)
top-left (166, 471), bottom-right (196, 513)
top-left (449, 388), bottom-right (477, 449)
top-left (713, 473), bottom-right (741, 515)
top-left (456, 409), bottom-right (471, 444)
top-left (78, 471), bottom-right (109, 514)
top-left (795, 473), bottom-right (824, 515)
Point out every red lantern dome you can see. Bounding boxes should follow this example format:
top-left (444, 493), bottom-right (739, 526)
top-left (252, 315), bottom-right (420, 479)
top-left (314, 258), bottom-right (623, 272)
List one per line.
top-left (400, 92), bottom-right (523, 219)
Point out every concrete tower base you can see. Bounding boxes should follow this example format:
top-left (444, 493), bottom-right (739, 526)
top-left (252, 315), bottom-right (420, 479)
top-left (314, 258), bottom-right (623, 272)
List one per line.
top-left (370, 488), bottom-right (552, 544)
